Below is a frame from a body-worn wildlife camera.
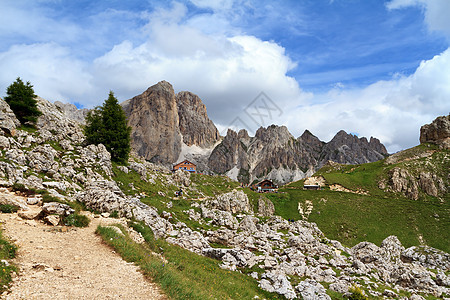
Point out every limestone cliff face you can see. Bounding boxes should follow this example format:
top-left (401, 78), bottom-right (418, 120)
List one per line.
top-left (208, 129), bottom-right (249, 176)
top-left (420, 114), bottom-right (450, 149)
top-left (208, 125), bottom-right (388, 184)
top-left (176, 91), bottom-right (219, 148)
top-left (122, 81), bottom-right (182, 164)
top-left (122, 81), bottom-right (219, 166)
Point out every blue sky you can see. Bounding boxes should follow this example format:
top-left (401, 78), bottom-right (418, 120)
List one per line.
top-left (1, 0), bottom-right (449, 152)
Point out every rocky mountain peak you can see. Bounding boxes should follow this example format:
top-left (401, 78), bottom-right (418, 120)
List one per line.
top-left (122, 81), bottom-right (220, 166)
top-left (176, 91), bottom-right (219, 148)
top-left (122, 81), bottom-right (181, 164)
top-left (299, 129), bottom-right (323, 148)
top-left (238, 129), bottom-right (250, 140)
top-left (420, 114), bottom-right (450, 149)
top-left (151, 80), bottom-right (175, 94)
top-left (255, 124), bottom-right (293, 144)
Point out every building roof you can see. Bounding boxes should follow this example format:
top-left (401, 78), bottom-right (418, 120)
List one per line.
top-left (256, 179), bottom-right (277, 187)
top-left (173, 160), bottom-right (196, 168)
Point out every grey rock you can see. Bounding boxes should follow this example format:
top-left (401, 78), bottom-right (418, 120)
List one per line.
top-left (401, 246), bottom-right (450, 270)
top-left (42, 202), bottom-right (74, 216)
top-left (122, 81), bottom-right (182, 164)
top-left (0, 97), bottom-right (20, 136)
top-left (260, 271), bottom-right (297, 299)
top-left (54, 101), bottom-right (89, 124)
top-left (258, 196), bottom-right (275, 217)
top-left (296, 279), bottom-right (331, 300)
top-left (420, 114), bottom-right (450, 149)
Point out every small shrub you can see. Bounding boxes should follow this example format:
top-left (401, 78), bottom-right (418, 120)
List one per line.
top-left (63, 214), bottom-right (90, 227)
top-left (0, 204), bottom-right (19, 213)
top-left (0, 239), bottom-right (17, 259)
top-left (110, 211), bottom-right (119, 218)
top-left (42, 194), bottom-right (62, 203)
top-left (11, 183), bottom-right (35, 195)
top-left (0, 231), bottom-right (18, 293)
top-left (347, 284), bottom-right (368, 300)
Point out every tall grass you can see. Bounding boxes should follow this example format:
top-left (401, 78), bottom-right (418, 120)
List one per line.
top-left (97, 223), bottom-right (281, 300)
top-left (0, 230), bottom-right (17, 293)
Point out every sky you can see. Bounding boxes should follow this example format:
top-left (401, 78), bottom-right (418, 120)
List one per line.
top-left (1, 0), bottom-right (449, 153)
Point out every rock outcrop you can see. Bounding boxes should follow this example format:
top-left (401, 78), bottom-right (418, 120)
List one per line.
top-left (0, 97), bottom-right (20, 136)
top-left (122, 81), bottom-right (182, 164)
top-left (420, 114), bottom-right (450, 149)
top-left (176, 91), bottom-right (219, 148)
top-left (54, 101), bottom-right (90, 124)
top-left (0, 95), bottom-right (448, 300)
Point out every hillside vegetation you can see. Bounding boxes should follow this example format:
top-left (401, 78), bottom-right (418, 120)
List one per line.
top-left (273, 144), bottom-right (449, 252)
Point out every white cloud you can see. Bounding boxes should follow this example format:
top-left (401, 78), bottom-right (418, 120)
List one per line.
top-left (0, 0), bottom-right (448, 155)
top-left (387, 0), bottom-right (450, 38)
top-left (0, 43), bottom-right (93, 104)
top-left (285, 49), bottom-right (450, 153)
top-left (92, 3), bottom-right (305, 124)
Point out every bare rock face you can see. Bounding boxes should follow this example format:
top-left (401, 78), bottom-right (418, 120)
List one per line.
top-left (0, 97), bottom-right (20, 136)
top-left (35, 97), bottom-right (85, 144)
top-left (319, 130), bottom-right (388, 166)
top-left (122, 81), bottom-right (182, 164)
top-left (176, 91), bottom-right (219, 148)
top-left (54, 101), bottom-right (89, 125)
top-left (386, 167), bottom-right (419, 200)
top-left (208, 128), bottom-right (249, 177)
top-left (420, 114), bottom-right (450, 149)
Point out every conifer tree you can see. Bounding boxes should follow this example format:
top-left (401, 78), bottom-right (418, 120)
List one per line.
top-left (84, 91), bottom-right (131, 164)
top-left (4, 77), bottom-right (42, 126)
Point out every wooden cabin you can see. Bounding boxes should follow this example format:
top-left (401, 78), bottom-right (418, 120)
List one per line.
top-left (255, 179), bottom-right (278, 192)
top-left (173, 160), bottom-right (196, 173)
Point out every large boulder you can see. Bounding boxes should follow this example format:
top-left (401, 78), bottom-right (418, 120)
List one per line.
top-left (420, 114), bottom-right (450, 149)
top-left (0, 97), bottom-right (20, 136)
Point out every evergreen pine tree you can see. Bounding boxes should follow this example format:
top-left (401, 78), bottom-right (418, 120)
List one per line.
top-left (4, 77), bottom-right (42, 126)
top-left (84, 91), bottom-right (131, 164)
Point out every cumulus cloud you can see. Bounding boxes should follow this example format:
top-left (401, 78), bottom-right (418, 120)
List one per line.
top-left (387, 0), bottom-right (450, 38)
top-left (92, 3), bottom-right (305, 125)
top-left (0, 43), bottom-right (93, 103)
top-left (0, 0), bottom-right (448, 154)
top-left (285, 49), bottom-right (450, 152)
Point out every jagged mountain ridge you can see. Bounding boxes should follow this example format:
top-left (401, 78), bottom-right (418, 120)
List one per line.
top-left (119, 81), bottom-right (387, 184)
top-left (209, 124), bottom-right (388, 184)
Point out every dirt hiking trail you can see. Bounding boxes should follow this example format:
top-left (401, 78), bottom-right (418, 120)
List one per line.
top-left (0, 210), bottom-right (166, 300)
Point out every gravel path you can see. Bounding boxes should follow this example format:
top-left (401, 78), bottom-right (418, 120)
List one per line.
top-left (0, 211), bottom-right (167, 300)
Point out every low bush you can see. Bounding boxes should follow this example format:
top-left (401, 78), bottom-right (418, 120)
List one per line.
top-left (0, 204), bottom-right (19, 213)
top-left (347, 285), bottom-right (368, 300)
top-left (11, 183), bottom-right (36, 195)
top-left (0, 231), bottom-right (18, 293)
top-left (63, 214), bottom-right (90, 227)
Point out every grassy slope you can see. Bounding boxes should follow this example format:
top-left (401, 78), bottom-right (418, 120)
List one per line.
top-left (271, 145), bottom-right (449, 252)
top-left (0, 229), bottom-right (17, 293)
top-left (97, 223), bottom-right (281, 300)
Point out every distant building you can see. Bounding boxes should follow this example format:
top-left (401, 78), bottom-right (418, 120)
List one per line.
top-left (173, 160), bottom-right (196, 173)
top-left (254, 179), bottom-right (278, 192)
top-left (303, 184), bottom-right (320, 190)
